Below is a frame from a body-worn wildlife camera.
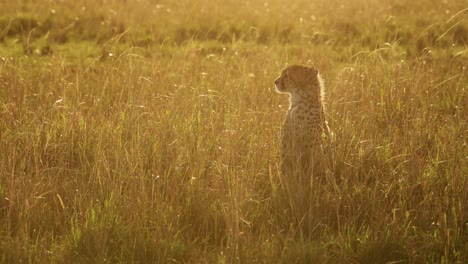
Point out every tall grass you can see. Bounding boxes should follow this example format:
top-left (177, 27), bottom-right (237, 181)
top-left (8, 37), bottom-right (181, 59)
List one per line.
top-left (0, 0), bottom-right (467, 263)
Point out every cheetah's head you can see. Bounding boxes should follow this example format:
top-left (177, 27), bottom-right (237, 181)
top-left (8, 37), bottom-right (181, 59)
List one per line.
top-left (274, 65), bottom-right (319, 93)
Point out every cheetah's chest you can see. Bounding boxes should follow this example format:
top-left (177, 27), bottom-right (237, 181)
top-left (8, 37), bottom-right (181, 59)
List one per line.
top-left (281, 105), bottom-right (323, 154)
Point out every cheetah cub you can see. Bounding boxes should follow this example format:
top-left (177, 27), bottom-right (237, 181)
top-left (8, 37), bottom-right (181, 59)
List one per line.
top-left (275, 65), bottom-right (330, 179)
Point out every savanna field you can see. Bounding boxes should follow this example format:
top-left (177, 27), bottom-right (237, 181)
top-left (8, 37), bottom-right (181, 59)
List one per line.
top-left (0, 0), bottom-right (467, 263)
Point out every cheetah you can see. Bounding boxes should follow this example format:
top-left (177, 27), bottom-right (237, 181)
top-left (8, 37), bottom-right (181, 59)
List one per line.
top-left (275, 65), bottom-right (330, 181)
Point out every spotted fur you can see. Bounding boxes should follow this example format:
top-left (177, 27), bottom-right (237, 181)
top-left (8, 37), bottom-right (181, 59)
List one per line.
top-left (275, 65), bottom-right (330, 179)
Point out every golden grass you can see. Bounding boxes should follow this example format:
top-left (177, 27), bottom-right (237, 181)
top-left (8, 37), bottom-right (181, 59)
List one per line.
top-left (0, 0), bottom-right (467, 263)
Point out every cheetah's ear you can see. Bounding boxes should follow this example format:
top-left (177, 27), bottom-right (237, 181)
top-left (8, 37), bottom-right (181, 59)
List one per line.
top-left (306, 67), bottom-right (319, 80)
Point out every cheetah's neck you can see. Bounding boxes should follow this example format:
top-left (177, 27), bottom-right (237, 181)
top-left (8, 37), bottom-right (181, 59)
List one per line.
top-left (289, 74), bottom-right (326, 110)
top-left (289, 87), bottom-right (323, 110)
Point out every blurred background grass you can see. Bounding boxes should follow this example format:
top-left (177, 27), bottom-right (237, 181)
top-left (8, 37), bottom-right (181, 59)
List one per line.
top-left (1, 0), bottom-right (467, 57)
top-left (0, 0), bottom-right (467, 263)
